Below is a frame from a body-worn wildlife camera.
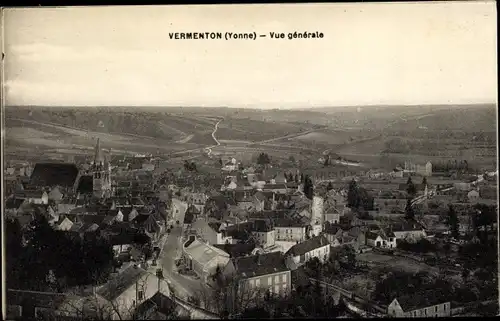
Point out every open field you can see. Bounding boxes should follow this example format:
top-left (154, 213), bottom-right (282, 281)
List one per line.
top-left (357, 252), bottom-right (439, 274)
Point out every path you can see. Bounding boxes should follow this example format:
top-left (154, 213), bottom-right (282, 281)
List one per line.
top-left (205, 119), bottom-right (222, 157)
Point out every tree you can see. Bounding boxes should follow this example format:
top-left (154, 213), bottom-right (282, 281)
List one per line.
top-left (294, 174), bottom-right (299, 183)
top-left (323, 156), bottom-right (330, 167)
top-left (288, 155), bottom-right (296, 163)
top-left (303, 175), bottom-right (314, 200)
top-left (406, 176), bottom-right (416, 197)
top-left (326, 182), bottom-right (334, 191)
top-left (405, 199), bottom-right (415, 219)
top-left (347, 179), bottom-right (359, 208)
top-left (421, 176), bottom-right (427, 186)
top-left (257, 153), bottom-right (270, 165)
top-left (446, 204), bottom-right (460, 239)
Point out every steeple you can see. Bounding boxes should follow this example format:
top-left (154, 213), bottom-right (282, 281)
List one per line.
top-left (94, 138), bottom-right (104, 165)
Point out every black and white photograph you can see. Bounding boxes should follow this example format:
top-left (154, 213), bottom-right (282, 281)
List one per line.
top-left (1, 2), bottom-right (498, 319)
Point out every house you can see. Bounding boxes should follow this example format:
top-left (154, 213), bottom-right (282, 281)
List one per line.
top-left (323, 205), bottom-right (341, 224)
top-left (374, 198), bottom-right (408, 213)
top-left (387, 292), bottom-right (451, 318)
top-left (365, 231), bottom-right (396, 249)
top-left (183, 206), bottom-right (196, 229)
top-left (262, 184), bottom-right (289, 194)
top-left (213, 242), bottom-right (257, 258)
top-left (6, 289), bottom-right (76, 320)
top-left (133, 291), bottom-right (189, 320)
top-left (285, 235), bottom-right (330, 269)
top-left (191, 220), bottom-right (232, 245)
top-left (274, 218), bottom-right (308, 242)
top-left (391, 220), bottom-right (427, 241)
top-left (182, 236), bottom-right (231, 284)
top-left (19, 190), bottom-right (49, 205)
top-left (187, 192), bottom-right (208, 213)
top-left (252, 191), bottom-right (267, 212)
top-left (223, 252), bottom-right (291, 300)
top-left (48, 186), bottom-right (64, 204)
top-left (251, 219), bottom-right (276, 249)
top-left (323, 224), bottom-right (344, 244)
top-left (96, 265), bottom-right (165, 320)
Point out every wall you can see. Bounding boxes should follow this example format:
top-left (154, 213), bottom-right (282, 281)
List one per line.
top-left (275, 226), bottom-right (306, 242)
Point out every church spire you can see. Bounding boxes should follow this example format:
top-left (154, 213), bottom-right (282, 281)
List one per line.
top-left (94, 138), bottom-right (104, 165)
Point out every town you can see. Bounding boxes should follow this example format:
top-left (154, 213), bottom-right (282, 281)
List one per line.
top-left (4, 130), bottom-right (498, 319)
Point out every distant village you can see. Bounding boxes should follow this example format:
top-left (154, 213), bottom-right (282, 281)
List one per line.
top-left (4, 138), bottom-right (498, 319)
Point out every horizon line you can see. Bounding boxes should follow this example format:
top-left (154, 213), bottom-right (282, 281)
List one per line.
top-left (4, 102), bottom-right (497, 110)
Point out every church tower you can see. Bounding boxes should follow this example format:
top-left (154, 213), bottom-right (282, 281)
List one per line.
top-left (92, 138), bottom-right (112, 199)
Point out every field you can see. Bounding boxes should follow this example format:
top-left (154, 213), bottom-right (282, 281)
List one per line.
top-left (4, 104), bottom-right (496, 169)
top-left (357, 252), bottom-right (438, 274)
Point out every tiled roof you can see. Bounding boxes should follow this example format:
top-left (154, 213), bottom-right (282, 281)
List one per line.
top-left (323, 224), bottom-right (342, 235)
top-left (30, 163), bottom-right (79, 188)
top-left (213, 242), bottom-right (256, 258)
top-left (232, 252), bottom-right (288, 278)
top-left (286, 235), bottom-right (330, 257)
top-left (7, 289), bottom-right (71, 310)
top-left (396, 289), bottom-right (450, 312)
top-left (365, 231), bottom-right (382, 240)
top-left (273, 217), bottom-right (306, 228)
top-left (97, 265), bottom-right (149, 301)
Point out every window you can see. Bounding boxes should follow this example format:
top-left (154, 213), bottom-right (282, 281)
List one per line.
top-left (268, 277), bottom-right (272, 285)
top-left (249, 279), bottom-right (255, 287)
top-left (255, 279), bottom-right (260, 287)
top-left (282, 274), bottom-right (286, 282)
top-left (435, 307), bottom-right (437, 312)
top-left (275, 275), bottom-right (280, 283)
top-left (138, 290), bottom-right (144, 300)
top-left (444, 304), bottom-right (447, 311)
top-left (275, 285), bottom-right (279, 294)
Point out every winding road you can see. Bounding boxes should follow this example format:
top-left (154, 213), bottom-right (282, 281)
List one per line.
top-left (205, 119), bottom-right (222, 157)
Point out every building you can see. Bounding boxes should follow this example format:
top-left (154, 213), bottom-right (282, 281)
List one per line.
top-left (285, 235), bottom-right (331, 269)
top-left (96, 265), bottom-right (166, 320)
top-left (387, 293), bottom-right (451, 318)
top-left (365, 231), bottom-right (396, 249)
top-left (223, 252), bottom-right (291, 300)
top-left (391, 220), bottom-right (427, 242)
top-left (182, 236), bottom-right (231, 284)
top-left (92, 138), bottom-right (112, 199)
top-left (311, 196), bottom-right (324, 224)
top-left (251, 219), bottom-right (276, 249)
top-left (404, 161), bottom-right (433, 177)
top-left (274, 218), bottom-right (308, 242)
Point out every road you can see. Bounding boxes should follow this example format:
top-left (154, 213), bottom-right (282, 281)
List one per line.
top-left (158, 199), bottom-right (205, 300)
top-left (206, 119), bottom-right (222, 157)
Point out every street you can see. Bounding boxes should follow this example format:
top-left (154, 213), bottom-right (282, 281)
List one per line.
top-left (157, 199), bottom-right (206, 300)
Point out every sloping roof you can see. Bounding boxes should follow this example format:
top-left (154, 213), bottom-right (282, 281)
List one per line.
top-left (76, 175), bottom-right (93, 194)
top-left (396, 289), bottom-right (450, 312)
top-left (5, 198), bottom-right (24, 210)
top-left (232, 252), bottom-right (288, 278)
top-left (184, 239), bottom-right (230, 266)
top-left (253, 191), bottom-right (267, 202)
top-left (286, 235), bottom-right (330, 257)
top-left (213, 242), bottom-right (256, 258)
top-left (97, 265), bottom-right (149, 301)
top-left (30, 163), bottom-right (79, 188)
top-left (365, 231), bottom-right (382, 240)
top-left (274, 217), bottom-right (306, 228)
top-left (7, 289), bottom-right (71, 310)
top-left (323, 224), bottom-right (342, 235)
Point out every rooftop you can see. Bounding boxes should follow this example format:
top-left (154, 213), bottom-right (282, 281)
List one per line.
top-left (232, 252), bottom-right (288, 278)
top-left (286, 235), bottom-right (330, 257)
top-left (96, 265), bottom-right (149, 301)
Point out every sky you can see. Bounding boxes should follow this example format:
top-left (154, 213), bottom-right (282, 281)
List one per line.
top-left (3, 2), bottom-right (497, 108)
